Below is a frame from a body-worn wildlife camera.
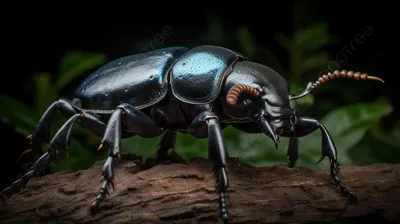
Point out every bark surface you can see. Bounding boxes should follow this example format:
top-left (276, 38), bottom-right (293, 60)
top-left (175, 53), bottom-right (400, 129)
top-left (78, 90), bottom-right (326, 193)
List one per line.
top-left (1, 156), bottom-right (400, 224)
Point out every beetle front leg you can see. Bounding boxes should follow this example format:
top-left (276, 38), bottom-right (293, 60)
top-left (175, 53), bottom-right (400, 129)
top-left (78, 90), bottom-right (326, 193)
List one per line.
top-left (282, 117), bottom-right (357, 201)
top-left (188, 111), bottom-right (230, 223)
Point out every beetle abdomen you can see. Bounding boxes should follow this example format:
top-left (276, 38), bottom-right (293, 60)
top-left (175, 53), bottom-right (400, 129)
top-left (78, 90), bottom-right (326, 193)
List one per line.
top-left (170, 45), bottom-right (246, 104)
top-left (74, 47), bottom-right (188, 110)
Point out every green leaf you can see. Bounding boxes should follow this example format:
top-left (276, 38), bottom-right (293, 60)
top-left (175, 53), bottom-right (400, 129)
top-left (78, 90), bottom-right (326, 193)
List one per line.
top-left (236, 27), bottom-right (256, 57)
top-left (53, 139), bottom-right (96, 172)
top-left (176, 134), bottom-right (208, 160)
top-left (301, 52), bottom-right (330, 73)
top-left (33, 72), bottom-right (56, 113)
top-left (370, 116), bottom-right (400, 149)
top-left (121, 136), bottom-right (162, 159)
top-left (234, 133), bottom-right (286, 165)
top-left (274, 32), bottom-right (292, 53)
top-left (56, 51), bottom-right (106, 91)
top-left (223, 126), bottom-right (240, 142)
top-left (260, 48), bottom-right (287, 77)
top-left (227, 131), bottom-right (315, 167)
top-left (348, 134), bottom-right (386, 165)
top-left (303, 103), bottom-right (390, 166)
top-left (293, 22), bottom-right (336, 54)
top-left (221, 125), bottom-right (314, 167)
top-left (0, 95), bottom-right (38, 136)
top-left (367, 135), bottom-right (400, 164)
top-left (382, 127), bottom-right (400, 148)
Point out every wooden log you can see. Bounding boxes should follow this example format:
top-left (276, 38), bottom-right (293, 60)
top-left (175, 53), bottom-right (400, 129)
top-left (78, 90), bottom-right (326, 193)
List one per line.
top-left (1, 156), bottom-right (399, 224)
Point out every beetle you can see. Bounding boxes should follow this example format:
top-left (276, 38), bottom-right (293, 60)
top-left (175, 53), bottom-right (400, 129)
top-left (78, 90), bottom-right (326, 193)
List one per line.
top-left (0, 45), bottom-right (384, 223)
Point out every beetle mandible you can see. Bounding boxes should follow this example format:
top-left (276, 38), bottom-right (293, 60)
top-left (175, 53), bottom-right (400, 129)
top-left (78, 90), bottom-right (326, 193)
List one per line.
top-left (0, 45), bottom-right (385, 223)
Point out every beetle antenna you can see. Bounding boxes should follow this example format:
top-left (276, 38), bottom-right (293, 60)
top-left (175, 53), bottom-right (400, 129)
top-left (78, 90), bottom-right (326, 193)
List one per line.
top-left (314, 70), bottom-right (385, 88)
top-left (290, 70), bottom-right (385, 101)
top-left (226, 84), bottom-right (261, 105)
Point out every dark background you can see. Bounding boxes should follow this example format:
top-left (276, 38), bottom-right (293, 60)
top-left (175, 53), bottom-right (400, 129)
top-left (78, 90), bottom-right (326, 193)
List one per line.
top-left (1, 2), bottom-right (398, 191)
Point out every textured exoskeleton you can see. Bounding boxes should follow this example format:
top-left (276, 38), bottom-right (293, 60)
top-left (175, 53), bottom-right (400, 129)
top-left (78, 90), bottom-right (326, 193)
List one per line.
top-left (1, 45), bottom-right (385, 224)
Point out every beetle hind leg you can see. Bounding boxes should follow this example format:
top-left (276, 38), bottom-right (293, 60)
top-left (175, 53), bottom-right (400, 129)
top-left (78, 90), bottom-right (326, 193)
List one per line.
top-left (0, 152), bottom-right (50, 200)
top-left (1, 112), bottom-right (95, 200)
top-left (17, 99), bottom-right (104, 176)
top-left (16, 101), bottom-right (60, 177)
top-left (155, 130), bottom-right (186, 164)
top-left (287, 137), bottom-right (299, 167)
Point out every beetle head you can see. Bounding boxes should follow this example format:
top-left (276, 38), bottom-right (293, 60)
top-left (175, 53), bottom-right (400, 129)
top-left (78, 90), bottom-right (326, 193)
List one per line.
top-left (222, 61), bottom-right (293, 118)
top-left (225, 83), bottom-right (296, 148)
top-left (221, 61), bottom-right (301, 146)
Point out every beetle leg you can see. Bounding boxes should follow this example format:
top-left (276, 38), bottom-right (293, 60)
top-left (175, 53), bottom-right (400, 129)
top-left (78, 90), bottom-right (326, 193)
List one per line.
top-left (16, 101), bottom-right (63, 177)
top-left (208, 117), bottom-right (230, 223)
top-left (17, 99), bottom-right (105, 176)
top-left (91, 108), bottom-right (123, 213)
top-left (117, 103), bottom-right (164, 138)
top-left (1, 111), bottom-right (104, 200)
top-left (25, 99), bottom-right (79, 156)
top-left (0, 153), bottom-right (49, 200)
top-left (91, 103), bottom-right (168, 212)
top-left (281, 117), bottom-right (357, 201)
top-left (188, 111), bottom-right (230, 223)
top-left (287, 137), bottom-right (299, 167)
top-left (187, 111), bottom-right (218, 138)
top-left (155, 130), bottom-right (185, 164)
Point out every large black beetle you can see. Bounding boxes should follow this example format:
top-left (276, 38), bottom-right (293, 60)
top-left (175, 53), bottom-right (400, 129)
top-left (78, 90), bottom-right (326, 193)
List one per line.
top-left (0, 45), bottom-right (384, 223)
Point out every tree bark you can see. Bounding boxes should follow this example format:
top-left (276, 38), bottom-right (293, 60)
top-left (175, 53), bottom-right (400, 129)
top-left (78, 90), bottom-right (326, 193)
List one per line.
top-left (1, 156), bottom-right (400, 224)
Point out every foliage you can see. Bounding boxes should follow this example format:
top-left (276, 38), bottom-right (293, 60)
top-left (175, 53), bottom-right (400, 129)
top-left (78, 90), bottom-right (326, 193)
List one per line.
top-left (0, 51), bottom-right (107, 172)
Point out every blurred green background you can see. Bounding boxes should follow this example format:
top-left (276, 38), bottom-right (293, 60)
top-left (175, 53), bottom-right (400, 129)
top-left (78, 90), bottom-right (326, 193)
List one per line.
top-left (1, 2), bottom-right (397, 189)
